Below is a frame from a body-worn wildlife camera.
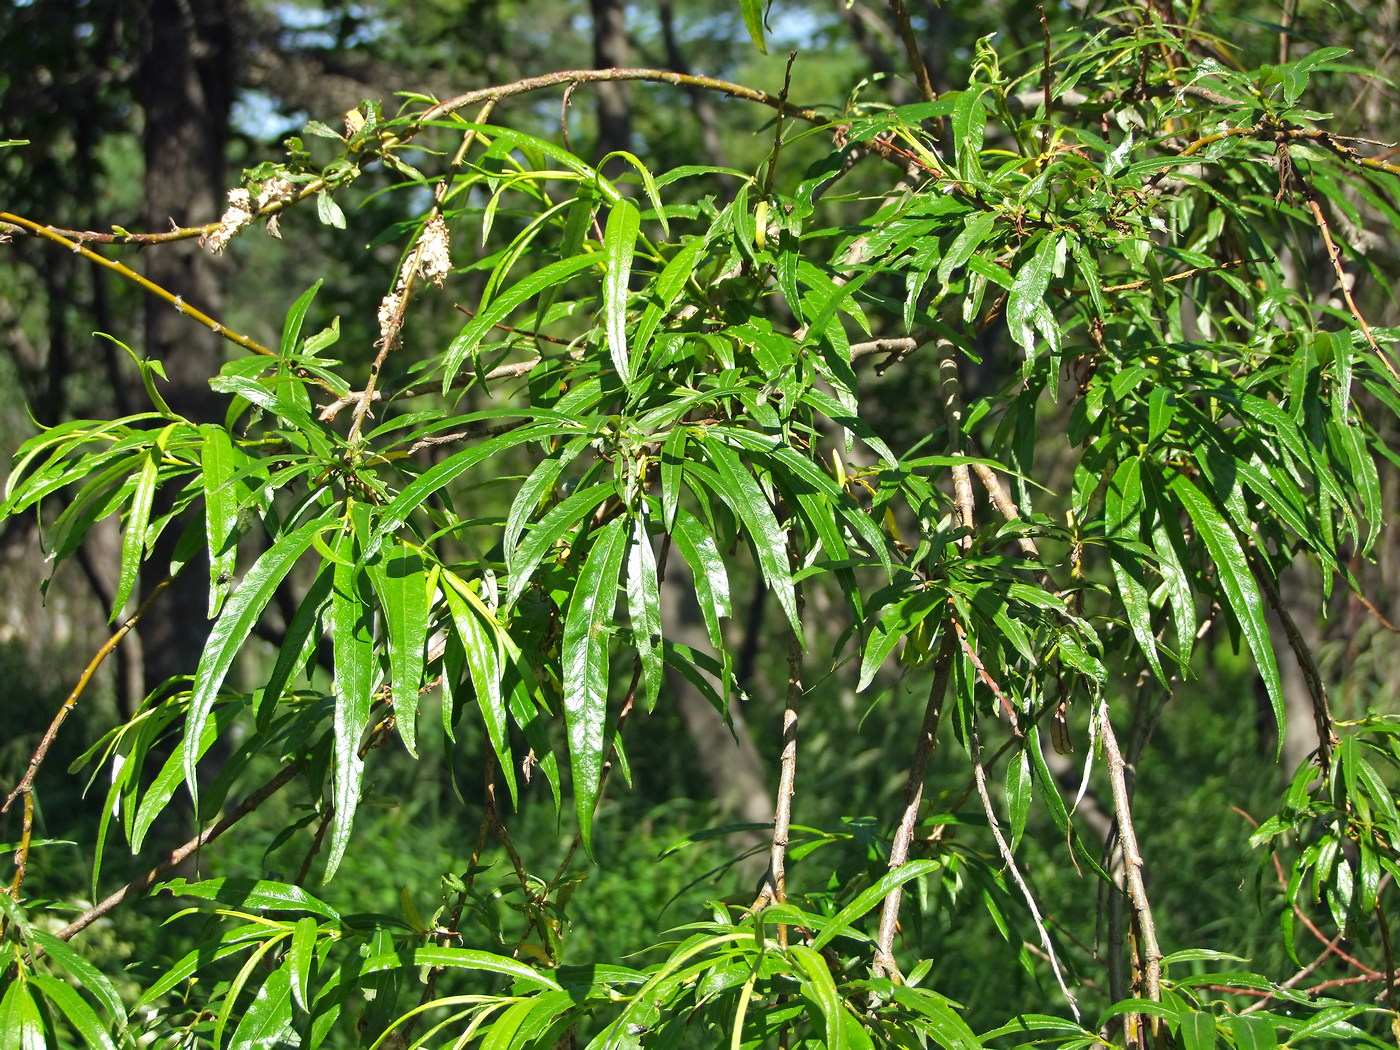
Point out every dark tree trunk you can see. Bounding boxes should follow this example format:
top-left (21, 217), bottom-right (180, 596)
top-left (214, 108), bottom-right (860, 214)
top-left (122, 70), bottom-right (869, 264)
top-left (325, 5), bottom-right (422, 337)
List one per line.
top-left (135, 0), bottom-right (237, 690)
top-left (590, 0), bottom-right (631, 165)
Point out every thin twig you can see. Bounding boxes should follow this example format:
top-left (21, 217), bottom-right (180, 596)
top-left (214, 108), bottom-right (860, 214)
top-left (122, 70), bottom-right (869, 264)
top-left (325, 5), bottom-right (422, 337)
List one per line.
top-left (937, 340), bottom-right (974, 552)
top-left (0, 213), bottom-right (274, 360)
top-left (53, 761), bottom-right (301, 942)
top-left (6, 577), bottom-right (174, 899)
top-left (971, 723), bottom-right (1080, 1019)
top-left (1302, 185), bottom-right (1400, 384)
top-left (758, 616), bottom-right (805, 928)
top-left (886, 0), bottom-right (937, 104)
top-left (1099, 712), bottom-right (1162, 1028)
top-left (872, 630), bottom-right (955, 982)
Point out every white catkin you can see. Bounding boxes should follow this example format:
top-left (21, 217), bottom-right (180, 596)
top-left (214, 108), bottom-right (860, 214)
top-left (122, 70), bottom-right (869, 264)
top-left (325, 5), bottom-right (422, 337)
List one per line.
top-left (206, 188), bottom-right (253, 254)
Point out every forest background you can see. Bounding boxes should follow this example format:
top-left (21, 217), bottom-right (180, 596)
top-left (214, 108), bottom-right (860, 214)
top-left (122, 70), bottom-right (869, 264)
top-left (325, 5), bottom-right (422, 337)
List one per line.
top-left (5, 0), bottom-right (1400, 1047)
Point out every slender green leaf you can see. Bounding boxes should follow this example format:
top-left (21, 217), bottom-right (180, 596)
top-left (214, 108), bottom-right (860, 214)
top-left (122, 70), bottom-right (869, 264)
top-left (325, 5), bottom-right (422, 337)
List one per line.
top-left (1169, 471), bottom-right (1284, 743)
top-left (626, 514), bottom-right (663, 711)
top-left (29, 974), bottom-right (118, 1050)
top-left (229, 963), bottom-right (297, 1050)
top-left (327, 527), bottom-right (376, 880)
top-left (185, 516), bottom-right (333, 807)
top-left (739, 0), bottom-right (767, 52)
top-left (562, 516), bottom-right (628, 851)
top-left (367, 545), bottom-right (428, 755)
top-left (603, 198), bottom-right (641, 386)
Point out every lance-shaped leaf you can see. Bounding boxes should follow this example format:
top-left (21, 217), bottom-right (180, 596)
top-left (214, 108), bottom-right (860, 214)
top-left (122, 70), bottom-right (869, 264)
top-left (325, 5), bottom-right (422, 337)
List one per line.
top-left (201, 424), bottom-right (242, 618)
top-left (327, 527), bottom-right (376, 880)
top-left (442, 573), bottom-right (516, 804)
top-left (698, 435), bottom-right (802, 643)
top-left (603, 198), bottom-right (641, 386)
top-left (505, 481), bottom-right (615, 607)
top-left (739, 0), bottom-right (767, 52)
top-left (29, 976), bottom-right (117, 1050)
top-left (1105, 456), bottom-right (1165, 684)
top-left (185, 516), bottom-right (332, 806)
top-left (113, 447), bottom-right (159, 621)
top-left (1169, 470), bottom-right (1285, 744)
top-left (626, 514), bottom-right (663, 711)
top-left (229, 962), bottom-right (296, 1050)
top-left (367, 545), bottom-right (428, 756)
top-left (561, 516), bottom-right (628, 851)
top-left (669, 505), bottom-right (731, 648)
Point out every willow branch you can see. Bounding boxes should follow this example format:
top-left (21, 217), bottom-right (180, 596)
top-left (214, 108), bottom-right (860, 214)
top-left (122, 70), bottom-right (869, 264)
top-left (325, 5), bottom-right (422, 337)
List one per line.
top-left (53, 760), bottom-right (301, 942)
top-left (0, 213), bottom-right (274, 359)
top-left (1100, 713), bottom-right (1162, 1010)
top-left (872, 629), bottom-right (955, 981)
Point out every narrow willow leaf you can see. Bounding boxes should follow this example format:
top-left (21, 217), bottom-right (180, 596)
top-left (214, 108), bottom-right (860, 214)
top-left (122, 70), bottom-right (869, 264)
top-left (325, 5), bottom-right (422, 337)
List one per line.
top-left (327, 528), bottom-right (376, 880)
top-left (1007, 747), bottom-right (1031, 847)
top-left (739, 0), bottom-right (768, 52)
top-left (28, 976), bottom-right (117, 1050)
top-left (1169, 471), bottom-right (1285, 744)
top-left (660, 426), bottom-right (687, 533)
top-left (669, 505), bottom-right (731, 647)
top-left (113, 448), bottom-right (158, 620)
top-left (699, 436), bottom-right (802, 643)
top-left (357, 945), bottom-right (561, 991)
top-left (562, 516), bottom-right (628, 851)
top-left (162, 876), bottom-right (341, 919)
top-left (442, 574), bottom-right (516, 805)
top-left (503, 435), bottom-right (590, 557)
top-left (810, 859), bottom-right (940, 950)
top-left (367, 546), bottom-right (428, 756)
top-left (789, 944), bottom-right (846, 1050)
top-left (201, 424), bottom-right (241, 618)
top-left (27, 930), bottom-right (127, 1026)
top-left (287, 916), bottom-right (318, 1011)
top-left (603, 198), bottom-right (641, 385)
top-left (185, 516), bottom-right (332, 806)
top-left (374, 421), bottom-right (569, 542)
top-left (0, 979), bottom-right (43, 1050)
top-left (1007, 233), bottom-right (1057, 355)
top-left (1105, 456), bottom-right (1165, 683)
top-left (505, 481), bottom-right (615, 607)
top-left (229, 962), bottom-right (297, 1050)
top-left (441, 253), bottom-right (598, 391)
top-left (279, 280), bottom-right (323, 359)
top-left (626, 514), bottom-right (663, 711)
top-left (938, 210), bottom-right (997, 286)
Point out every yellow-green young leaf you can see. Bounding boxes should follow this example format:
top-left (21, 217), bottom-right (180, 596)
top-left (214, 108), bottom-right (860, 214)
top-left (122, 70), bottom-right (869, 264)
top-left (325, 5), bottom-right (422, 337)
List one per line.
top-left (699, 436), bottom-right (802, 644)
top-left (185, 516), bottom-right (333, 808)
top-left (229, 962), bottom-right (297, 1050)
top-left (789, 944), bottom-right (845, 1050)
top-left (562, 517), bottom-right (629, 852)
top-left (113, 449), bottom-right (158, 621)
top-left (626, 514), bottom-right (663, 711)
top-left (739, 0), bottom-right (767, 53)
top-left (367, 546), bottom-right (428, 756)
top-left (1169, 471), bottom-right (1285, 746)
top-left (0, 978), bottom-right (44, 1050)
top-left (603, 199), bottom-right (641, 386)
top-left (29, 975), bottom-right (117, 1050)
top-left (327, 528), bottom-right (376, 880)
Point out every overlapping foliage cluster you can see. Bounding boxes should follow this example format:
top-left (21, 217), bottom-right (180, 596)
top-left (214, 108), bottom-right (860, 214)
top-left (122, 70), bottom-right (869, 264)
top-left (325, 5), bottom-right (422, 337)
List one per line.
top-left (5, 1), bottom-right (1400, 1047)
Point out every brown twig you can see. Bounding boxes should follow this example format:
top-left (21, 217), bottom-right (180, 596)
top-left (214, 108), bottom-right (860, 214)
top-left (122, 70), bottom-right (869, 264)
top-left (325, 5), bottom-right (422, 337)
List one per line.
top-left (1301, 184), bottom-right (1400, 384)
top-left (5, 577), bottom-right (173, 898)
top-left (872, 629), bottom-right (955, 982)
top-left (1099, 712), bottom-right (1162, 1042)
top-left (757, 613), bottom-right (805, 929)
top-left (53, 760), bottom-right (301, 942)
top-left (886, 0), bottom-right (937, 104)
